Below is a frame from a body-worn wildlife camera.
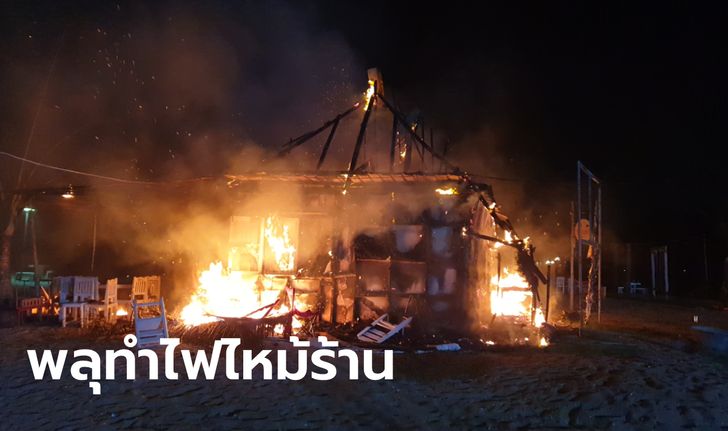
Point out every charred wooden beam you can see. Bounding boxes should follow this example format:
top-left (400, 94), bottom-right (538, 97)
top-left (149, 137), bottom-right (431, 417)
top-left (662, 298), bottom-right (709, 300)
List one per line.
top-left (344, 81), bottom-right (377, 192)
top-left (278, 104), bottom-right (359, 157)
top-left (316, 117), bottom-right (340, 171)
top-left (376, 92), bottom-right (455, 170)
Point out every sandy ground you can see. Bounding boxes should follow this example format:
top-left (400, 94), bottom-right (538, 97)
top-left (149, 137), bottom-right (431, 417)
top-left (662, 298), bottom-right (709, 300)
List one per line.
top-left (1, 298), bottom-right (728, 430)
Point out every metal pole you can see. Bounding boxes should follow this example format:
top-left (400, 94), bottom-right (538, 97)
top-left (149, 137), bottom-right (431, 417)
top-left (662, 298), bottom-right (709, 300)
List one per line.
top-left (664, 246), bottom-right (669, 296)
top-left (597, 186), bottom-right (602, 322)
top-left (30, 213), bottom-right (39, 296)
top-left (91, 211), bottom-right (97, 272)
top-left (577, 162), bottom-right (583, 325)
top-left (545, 264), bottom-right (552, 322)
top-left (569, 201), bottom-right (575, 311)
top-left (587, 170), bottom-right (593, 321)
top-left (651, 249), bottom-right (656, 296)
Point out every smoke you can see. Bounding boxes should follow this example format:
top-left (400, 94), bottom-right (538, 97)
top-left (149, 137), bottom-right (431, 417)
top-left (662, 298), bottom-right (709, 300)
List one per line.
top-left (0, 1), bottom-right (577, 313)
top-left (0, 2), bottom-right (368, 300)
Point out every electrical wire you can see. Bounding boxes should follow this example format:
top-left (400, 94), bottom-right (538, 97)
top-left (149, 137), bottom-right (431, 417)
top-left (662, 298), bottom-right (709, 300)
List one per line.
top-left (1, 151), bottom-right (157, 185)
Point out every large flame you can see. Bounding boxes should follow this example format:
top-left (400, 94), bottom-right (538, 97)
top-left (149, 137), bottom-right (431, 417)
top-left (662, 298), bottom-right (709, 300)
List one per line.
top-left (180, 217), bottom-right (304, 330)
top-left (490, 267), bottom-right (545, 328)
top-left (264, 216), bottom-right (296, 272)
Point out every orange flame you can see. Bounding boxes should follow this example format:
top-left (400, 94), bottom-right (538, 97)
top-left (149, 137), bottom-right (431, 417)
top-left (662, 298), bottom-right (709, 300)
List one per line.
top-left (490, 267), bottom-right (545, 328)
top-left (264, 216), bottom-right (296, 272)
top-left (363, 80), bottom-right (375, 110)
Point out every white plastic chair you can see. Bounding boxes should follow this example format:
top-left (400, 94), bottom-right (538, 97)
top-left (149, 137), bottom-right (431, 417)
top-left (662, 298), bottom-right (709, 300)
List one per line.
top-left (84, 278), bottom-right (119, 323)
top-left (52, 276), bottom-right (74, 304)
top-left (59, 277), bottom-right (99, 328)
top-left (132, 276), bottom-right (161, 302)
top-left (132, 297), bottom-right (169, 348)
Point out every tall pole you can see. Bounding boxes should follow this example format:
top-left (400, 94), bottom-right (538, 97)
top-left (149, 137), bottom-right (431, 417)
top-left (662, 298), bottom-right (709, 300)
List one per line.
top-left (545, 263), bottom-right (552, 322)
top-left (597, 186), bottom-right (602, 322)
top-left (569, 201), bottom-right (575, 311)
top-left (90, 212), bottom-right (97, 272)
top-left (664, 246), bottom-right (669, 296)
top-left (31, 213), bottom-right (39, 296)
top-left (390, 114), bottom-right (397, 172)
top-left (577, 162), bottom-right (583, 327)
top-left (587, 166), bottom-right (593, 321)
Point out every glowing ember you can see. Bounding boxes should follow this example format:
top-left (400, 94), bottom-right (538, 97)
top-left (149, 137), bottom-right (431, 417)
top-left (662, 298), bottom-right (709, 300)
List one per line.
top-left (539, 337), bottom-right (549, 348)
top-left (435, 187), bottom-right (458, 196)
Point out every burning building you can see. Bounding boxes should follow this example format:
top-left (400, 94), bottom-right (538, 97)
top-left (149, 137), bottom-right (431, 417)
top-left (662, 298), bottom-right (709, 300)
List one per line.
top-left (177, 71), bottom-right (548, 344)
top-left (175, 70), bottom-right (545, 348)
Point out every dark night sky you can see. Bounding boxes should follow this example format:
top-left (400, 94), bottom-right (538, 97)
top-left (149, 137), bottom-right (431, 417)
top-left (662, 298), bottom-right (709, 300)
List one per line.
top-left (2, 1), bottom-right (728, 248)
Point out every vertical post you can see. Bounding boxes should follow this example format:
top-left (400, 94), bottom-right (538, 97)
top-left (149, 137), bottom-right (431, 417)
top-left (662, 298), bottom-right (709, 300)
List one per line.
top-left (30, 213), bottom-right (39, 296)
top-left (663, 246), bottom-right (669, 296)
top-left (390, 114), bottom-right (397, 172)
top-left (587, 169), bottom-right (593, 321)
top-left (597, 186), bottom-right (602, 322)
top-left (577, 162), bottom-right (583, 324)
top-left (90, 211), bottom-right (97, 272)
top-left (430, 127), bottom-right (435, 172)
top-left (651, 249), bottom-right (656, 296)
top-left (569, 201), bottom-right (575, 311)
top-left (545, 263), bottom-right (552, 322)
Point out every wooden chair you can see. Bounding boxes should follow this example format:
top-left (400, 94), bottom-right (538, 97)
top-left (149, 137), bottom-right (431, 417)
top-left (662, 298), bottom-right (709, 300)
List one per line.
top-left (132, 297), bottom-right (169, 348)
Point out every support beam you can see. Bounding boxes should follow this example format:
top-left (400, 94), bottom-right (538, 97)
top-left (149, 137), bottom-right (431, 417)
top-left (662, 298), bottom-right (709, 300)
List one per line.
top-left (376, 92), bottom-right (455, 170)
top-left (344, 81), bottom-right (377, 193)
top-left (278, 104), bottom-right (359, 157)
top-left (316, 118), bottom-right (340, 171)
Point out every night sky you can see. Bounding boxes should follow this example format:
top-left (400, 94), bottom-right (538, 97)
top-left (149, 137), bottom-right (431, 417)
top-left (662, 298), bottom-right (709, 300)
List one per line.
top-left (2, 2), bottom-right (728, 274)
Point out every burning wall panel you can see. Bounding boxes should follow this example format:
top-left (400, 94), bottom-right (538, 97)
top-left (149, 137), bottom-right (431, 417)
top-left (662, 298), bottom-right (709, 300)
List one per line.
top-left (333, 274), bottom-right (356, 324)
top-left (262, 216), bottom-right (299, 275)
